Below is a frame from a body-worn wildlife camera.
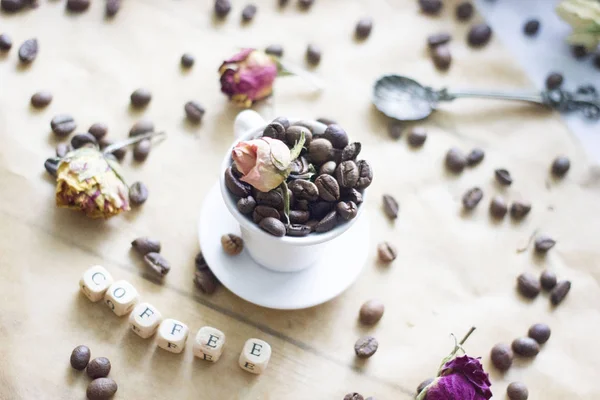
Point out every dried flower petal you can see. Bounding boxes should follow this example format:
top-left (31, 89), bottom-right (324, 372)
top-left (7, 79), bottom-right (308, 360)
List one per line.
top-left (424, 356), bottom-right (492, 400)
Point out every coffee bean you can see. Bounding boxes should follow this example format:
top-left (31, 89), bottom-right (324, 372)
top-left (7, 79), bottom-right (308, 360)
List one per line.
top-left (445, 148), bottom-right (467, 173)
top-left (354, 336), bottom-right (378, 358)
top-left (523, 19), bottom-right (540, 36)
top-left (86, 378), bottom-right (118, 400)
top-left (494, 168), bottom-right (513, 185)
top-left (309, 201), bottom-right (333, 219)
top-left (237, 196), bottom-right (256, 214)
top-left (355, 160), bottom-right (373, 190)
top-left (71, 133), bottom-right (97, 149)
top-left (263, 121), bottom-right (286, 141)
top-left (419, 0), bottom-right (442, 15)
top-left (144, 252), bottom-right (170, 276)
top-left (298, 0), bottom-right (314, 10)
top-left (467, 24), bottom-right (492, 47)
top-left (0, 33), bottom-right (12, 51)
top-left (323, 124), bottom-right (349, 150)
top-left (337, 201), bottom-right (357, 221)
top-left (18, 38), bottom-right (38, 63)
top-left (490, 343), bottom-right (513, 371)
top-left (306, 219), bottom-right (319, 231)
top-left (184, 101), bottom-right (205, 123)
top-left (387, 122), bottom-right (403, 139)
top-left (571, 45), bottom-right (588, 59)
top-left (315, 210), bottom-right (337, 233)
top-left (545, 72), bottom-right (563, 90)
top-left (253, 205), bottom-right (280, 223)
top-left (66, 0), bottom-right (90, 12)
top-left (534, 235), bottom-right (556, 253)
top-left (490, 196), bottom-right (508, 219)
top-left (355, 18), bottom-right (373, 39)
top-left (88, 123), bottom-right (108, 140)
top-left (289, 210), bottom-right (310, 224)
top-left (316, 117), bottom-right (337, 126)
top-left (507, 382), bottom-right (528, 400)
top-left (221, 234), bottom-right (243, 255)
top-left (427, 32), bottom-right (451, 48)
top-left (51, 115), bottom-right (77, 137)
top-left (335, 161), bottom-right (359, 188)
top-left (181, 53), bottom-right (195, 68)
top-left (378, 242), bottom-right (397, 262)
top-left (407, 127), bottom-right (427, 147)
top-left (517, 272), bottom-right (541, 299)
top-left (286, 224), bottom-right (311, 237)
top-left (342, 188), bottom-right (363, 204)
top-left (1, 0), bottom-right (24, 12)
top-left (131, 237), bottom-right (161, 255)
top-left (466, 148), bottom-right (484, 166)
top-left (382, 194), bottom-right (398, 219)
top-left (225, 167), bottom-right (251, 197)
top-left (106, 0), bottom-right (121, 17)
top-left (70, 345), bottom-right (91, 370)
top-left (306, 44), bottom-right (321, 65)
top-left (31, 91), bottom-right (52, 108)
top-left (577, 84), bottom-right (596, 95)
top-left (359, 299), bottom-right (384, 325)
top-left (290, 179), bottom-right (319, 201)
top-left (259, 217), bottom-right (286, 237)
top-left (540, 270), bottom-right (557, 291)
top-left (241, 4), bottom-right (257, 22)
top-left (455, 1), bottom-right (473, 21)
top-left (129, 181), bottom-right (149, 205)
top-left (99, 139), bottom-right (126, 161)
top-left (550, 280), bottom-right (571, 306)
top-left (87, 357), bottom-right (111, 379)
top-left (319, 161), bottom-right (336, 176)
top-left (308, 138), bottom-right (332, 165)
top-left (44, 158), bottom-right (59, 177)
top-left (273, 116), bottom-right (290, 130)
top-left (194, 268), bottom-right (219, 294)
top-left (462, 187), bottom-right (483, 210)
top-left (133, 139), bottom-right (151, 161)
top-left (550, 156), bottom-right (570, 177)
top-left (265, 44), bottom-right (284, 57)
top-left (510, 201), bottom-right (531, 220)
top-left (511, 337), bottom-right (540, 357)
top-left (130, 88), bottom-right (152, 108)
top-left (344, 394), bottom-right (364, 400)
top-left (431, 44), bottom-right (452, 70)
top-left (295, 199), bottom-right (309, 211)
top-left (56, 143), bottom-right (71, 158)
top-left (528, 323), bottom-right (551, 344)
top-left (286, 126), bottom-right (312, 147)
top-left (342, 142), bottom-right (361, 161)
top-left (315, 174), bottom-right (340, 202)
top-left (214, 0), bottom-right (231, 17)
top-left (129, 119), bottom-right (154, 137)
top-left (416, 378), bottom-right (434, 395)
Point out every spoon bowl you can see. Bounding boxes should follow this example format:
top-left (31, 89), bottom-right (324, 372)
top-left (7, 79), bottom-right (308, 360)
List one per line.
top-left (372, 75), bottom-right (437, 121)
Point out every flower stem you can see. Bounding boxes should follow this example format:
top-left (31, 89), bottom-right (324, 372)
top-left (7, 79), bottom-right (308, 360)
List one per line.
top-left (102, 131), bottom-right (167, 156)
top-left (459, 326), bottom-right (476, 346)
top-left (280, 181), bottom-right (291, 226)
top-left (437, 326), bottom-right (477, 375)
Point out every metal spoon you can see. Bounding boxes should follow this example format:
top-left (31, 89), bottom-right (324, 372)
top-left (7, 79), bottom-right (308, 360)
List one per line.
top-left (373, 75), bottom-right (600, 121)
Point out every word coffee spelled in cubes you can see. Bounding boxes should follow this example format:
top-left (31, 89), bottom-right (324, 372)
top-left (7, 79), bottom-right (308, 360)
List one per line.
top-left (239, 338), bottom-right (271, 374)
top-left (193, 326), bottom-right (226, 362)
top-left (104, 280), bottom-right (139, 317)
top-left (129, 302), bottom-right (163, 339)
top-left (157, 319), bottom-right (189, 354)
top-left (80, 265), bottom-right (114, 302)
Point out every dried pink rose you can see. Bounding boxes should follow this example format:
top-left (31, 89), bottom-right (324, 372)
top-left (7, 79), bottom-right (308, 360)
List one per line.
top-left (232, 137), bottom-right (291, 192)
top-left (421, 356), bottom-right (492, 400)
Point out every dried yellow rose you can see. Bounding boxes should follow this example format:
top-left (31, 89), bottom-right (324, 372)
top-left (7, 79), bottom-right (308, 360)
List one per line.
top-left (557, 0), bottom-right (600, 50)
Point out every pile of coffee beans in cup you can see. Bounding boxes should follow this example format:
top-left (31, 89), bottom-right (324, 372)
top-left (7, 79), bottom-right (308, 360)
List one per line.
top-left (224, 118), bottom-right (373, 237)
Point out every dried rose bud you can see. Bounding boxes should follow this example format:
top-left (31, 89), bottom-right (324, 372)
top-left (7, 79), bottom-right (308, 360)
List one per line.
top-left (232, 137), bottom-right (291, 192)
top-left (422, 355), bottom-right (492, 400)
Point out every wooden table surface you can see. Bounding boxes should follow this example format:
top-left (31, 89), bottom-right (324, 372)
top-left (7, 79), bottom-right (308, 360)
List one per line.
top-left (1, 1), bottom-right (600, 399)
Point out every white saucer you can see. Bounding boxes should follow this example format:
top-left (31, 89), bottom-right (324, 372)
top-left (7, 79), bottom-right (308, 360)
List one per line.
top-left (198, 182), bottom-right (371, 310)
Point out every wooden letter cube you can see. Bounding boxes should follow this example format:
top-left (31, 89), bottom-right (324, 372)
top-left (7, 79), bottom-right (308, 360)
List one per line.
top-left (239, 338), bottom-right (271, 374)
top-left (157, 319), bottom-right (189, 354)
top-left (129, 302), bottom-right (162, 339)
top-left (79, 265), bottom-right (114, 302)
top-left (193, 326), bottom-right (226, 362)
top-left (104, 280), bottom-right (139, 317)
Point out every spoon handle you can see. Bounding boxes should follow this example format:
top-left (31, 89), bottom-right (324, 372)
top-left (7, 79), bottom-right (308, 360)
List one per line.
top-left (441, 89), bottom-right (544, 104)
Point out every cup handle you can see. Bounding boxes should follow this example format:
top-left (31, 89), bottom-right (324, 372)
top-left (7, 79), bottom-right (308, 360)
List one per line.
top-left (233, 110), bottom-right (266, 140)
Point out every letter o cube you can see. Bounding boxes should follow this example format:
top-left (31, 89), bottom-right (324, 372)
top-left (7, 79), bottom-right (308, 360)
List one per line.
top-left (104, 280), bottom-right (139, 317)
top-left (80, 265), bottom-right (114, 302)
top-left (157, 319), bottom-right (189, 354)
top-left (239, 338), bottom-right (271, 374)
top-left (129, 302), bottom-right (162, 339)
top-left (193, 326), bottom-right (226, 362)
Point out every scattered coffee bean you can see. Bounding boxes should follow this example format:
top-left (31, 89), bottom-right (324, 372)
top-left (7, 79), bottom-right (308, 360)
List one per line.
top-left (324, 124), bottom-right (349, 149)
top-left (298, 0), bottom-right (314, 10)
top-left (66, 0), bottom-right (90, 12)
top-left (184, 101), bottom-right (205, 123)
top-left (455, 1), bottom-right (473, 21)
top-left (18, 38), bottom-right (38, 63)
top-left (494, 168), bottom-right (513, 186)
top-left (99, 139), bottom-right (126, 161)
top-left (534, 235), bottom-right (556, 254)
top-left (445, 148), bottom-right (467, 173)
top-left (337, 201), bottom-right (358, 221)
top-left (129, 119), bottom-right (154, 137)
top-left (431, 44), bottom-right (452, 70)
top-left (550, 280), bottom-right (571, 306)
top-left (523, 19), bottom-right (540, 36)
top-left (129, 182), bottom-right (149, 205)
top-left (354, 335), bottom-right (378, 358)
top-left (86, 378), bottom-right (118, 400)
top-left (237, 196), bottom-right (256, 214)
top-left (550, 156), bottom-right (570, 177)
top-left (378, 242), bottom-right (397, 263)
top-left (0, 33), bottom-right (12, 51)
top-left (336, 161), bottom-right (359, 188)
top-left (489, 196), bottom-right (508, 219)
top-left (214, 0), bottom-right (231, 17)
top-left (70, 345), bottom-right (91, 370)
top-left (56, 143), bottom-right (70, 158)
top-left (528, 323), bottom-right (551, 344)
top-left (466, 148), bottom-right (484, 166)
top-left (315, 174), bottom-right (340, 201)
top-left (31, 91), bottom-right (52, 108)
top-left (344, 394), bottom-right (364, 400)
top-left (342, 142), bottom-right (361, 161)
top-left (382, 194), bottom-right (399, 219)
top-left (265, 44), bottom-right (283, 57)
top-left (259, 217), bottom-right (286, 237)
top-left (315, 210), bottom-right (337, 233)
top-left (467, 24), bottom-right (492, 47)
top-left (517, 272), bottom-right (541, 299)
top-left (144, 252), bottom-right (170, 277)
top-left (306, 44), bottom-right (321, 66)
top-left (427, 32), bottom-right (451, 48)
top-left (88, 123), bottom-right (108, 140)
top-left (388, 122), bottom-right (403, 139)
top-left (355, 18), bottom-right (373, 39)
top-left (241, 4), bottom-right (257, 22)
top-left (462, 187), bottom-right (483, 210)
top-left (105, 0), bottom-right (121, 17)
top-left (355, 160), bottom-right (373, 190)
top-left (316, 117), bottom-right (337, 126)
top-left (510, 201), bottom-right (531, 220)
top-left (540, 270), bottom-right (557, 291)
top-left (511, 337), bottom-right (540, 357)
top-left (571, 45), bottom-right (588, 59)
top-left (290, 179), bottom-right (319, 201)
top-left (545, 72), bottom-right (563, 90)
top-left (416, 378), bottom-right (434, 395)
top-left (490, 343), bottom-right (513, 371)
top-left (1, 0), bottom-right (24, 13)
top-left (87, 357), bottom-right (111, 379)
top-left (507, 382), bottom-right (528, 400)
top-left (133, 139), bottom-right (151, 161)
top-left (289, 210), bottom-right (310, 224)
top-left (221, 234), bottom-right (243, 255)
top-left (286, 224), bottom-right (311, 237)
top-left (225, 167), bottom-right (251, 197)
top-left (194, 268), bottom-right (219, 294)
top-left (419, 0), bottom-right (442, 15)
top-left (44, 158), bottom-right (59, 177)
top-left (130, 88), bottom-right (152, 108)
top-left (253, 205), bottom-right (280, 223)
top-left (319, 161), bottom-right (336, 176)
top-left (131, 237), bottom-right (161, 255)
top-left (407, 127), bottom-right (427, 147)
top-left (51, 115), bottom-right (77, 137)
top-left (359, 299), bottom-right (384, 325)
top-left (181, 53), bottom-right (195, 68)
top-left (71, 133), bottom-right (97, 149)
